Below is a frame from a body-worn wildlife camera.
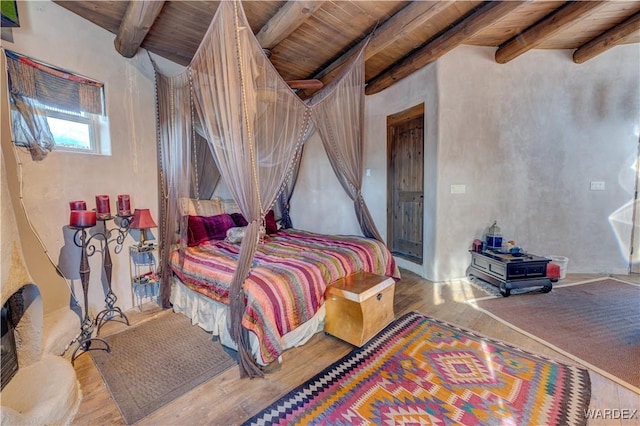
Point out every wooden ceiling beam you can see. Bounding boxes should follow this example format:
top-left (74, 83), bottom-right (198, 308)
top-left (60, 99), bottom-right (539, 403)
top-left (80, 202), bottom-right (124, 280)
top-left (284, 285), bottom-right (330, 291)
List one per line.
top-left (256, 1), bottom-right (325, 50)
top-left (495, 1), bottom-right (607, 64)
top-left (573, 11), bottom-right (640, 64)
top-left (365, 1), bottom-right (526, 96)
top-left (302, 0), bottom-right (456, 94)
top-left (114, 0), bottom-right (166, 58)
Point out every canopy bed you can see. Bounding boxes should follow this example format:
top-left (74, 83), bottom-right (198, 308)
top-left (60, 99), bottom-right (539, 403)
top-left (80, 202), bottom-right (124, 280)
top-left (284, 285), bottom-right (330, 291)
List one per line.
top-left (154, 0), bottom-right (398, 378)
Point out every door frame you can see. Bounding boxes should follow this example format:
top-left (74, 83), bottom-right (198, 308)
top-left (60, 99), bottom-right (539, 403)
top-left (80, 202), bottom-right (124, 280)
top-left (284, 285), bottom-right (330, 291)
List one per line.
top-left (387, 103), bottom-right (425, 264)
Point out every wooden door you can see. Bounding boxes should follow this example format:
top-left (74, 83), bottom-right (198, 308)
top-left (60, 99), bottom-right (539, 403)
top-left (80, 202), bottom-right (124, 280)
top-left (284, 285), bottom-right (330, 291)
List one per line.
top-left (387, 104), bottom-right (424, 264)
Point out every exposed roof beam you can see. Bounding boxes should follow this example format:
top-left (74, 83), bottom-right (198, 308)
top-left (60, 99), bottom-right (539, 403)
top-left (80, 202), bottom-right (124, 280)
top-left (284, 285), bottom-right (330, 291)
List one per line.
top-left (365, 1), bottom-right (526, 96)
top-left (256, 1), bottom-right (325, 50)
top-left (298, 0), bottom-right (455, 97)
top-left (495, 1), bottom-right (607, 64)
top-left (285, 79), bottom-right (323, 90)
top-left (114, 0), bottom-right (165, 58)
top-left (573, 11), bottom-right (640, 64)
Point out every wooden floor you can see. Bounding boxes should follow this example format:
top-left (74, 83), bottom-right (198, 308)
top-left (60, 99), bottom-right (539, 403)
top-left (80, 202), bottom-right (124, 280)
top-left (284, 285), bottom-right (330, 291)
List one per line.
top-left (72, 270), bottom-right (640, 425)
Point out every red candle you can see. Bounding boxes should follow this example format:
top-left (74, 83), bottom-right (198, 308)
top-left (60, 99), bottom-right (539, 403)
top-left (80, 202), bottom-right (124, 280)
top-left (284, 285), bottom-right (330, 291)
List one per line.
top-left (70, 210), bottom-right (96, 228)
top-left (117, 194), bottom-right (131, 216)
top-left (69, 200), bottom-right (86, 211)
top-left (96, 195), bottom-right (110, 219)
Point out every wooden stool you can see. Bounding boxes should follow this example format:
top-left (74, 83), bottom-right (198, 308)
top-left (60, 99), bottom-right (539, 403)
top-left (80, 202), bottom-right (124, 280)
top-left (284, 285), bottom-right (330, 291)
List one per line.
top-left (324, 272), bottom-right (395, 347)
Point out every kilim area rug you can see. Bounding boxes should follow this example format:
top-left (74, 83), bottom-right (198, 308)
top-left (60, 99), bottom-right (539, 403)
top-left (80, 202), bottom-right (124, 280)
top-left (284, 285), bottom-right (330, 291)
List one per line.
top-left (245, 311), bottom-right (591, 426)
top-left (91, 312), bottom-right (236, 425)
top-left (472, 278), bottom-right (640, 393)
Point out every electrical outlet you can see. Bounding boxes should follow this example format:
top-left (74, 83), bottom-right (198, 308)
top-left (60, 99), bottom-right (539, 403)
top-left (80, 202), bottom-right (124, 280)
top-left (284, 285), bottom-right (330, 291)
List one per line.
top-left (450, 184), bottom-right (466, 194)
top-left (590, 181), bottom-right (605, 191)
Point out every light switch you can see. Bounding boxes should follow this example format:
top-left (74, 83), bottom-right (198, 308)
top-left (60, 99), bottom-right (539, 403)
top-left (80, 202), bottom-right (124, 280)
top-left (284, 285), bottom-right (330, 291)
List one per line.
top-left (450, 184), bottom-right (466, 194)
top-left (590, 181), bottom-right (605, 191)
top-left (365, 168), bottom-right (371, 177)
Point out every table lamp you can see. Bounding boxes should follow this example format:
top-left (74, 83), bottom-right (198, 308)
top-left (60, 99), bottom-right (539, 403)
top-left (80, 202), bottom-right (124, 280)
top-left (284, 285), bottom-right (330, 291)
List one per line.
top-left (129, 208), bottom-right (157, 246)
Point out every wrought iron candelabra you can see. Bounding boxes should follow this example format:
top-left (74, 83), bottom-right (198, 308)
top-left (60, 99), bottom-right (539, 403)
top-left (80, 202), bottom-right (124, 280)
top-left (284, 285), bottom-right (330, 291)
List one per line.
top-left (93, 215), bottom-right (131, 334)
top-left (68, 215), bottom-right (130, 363)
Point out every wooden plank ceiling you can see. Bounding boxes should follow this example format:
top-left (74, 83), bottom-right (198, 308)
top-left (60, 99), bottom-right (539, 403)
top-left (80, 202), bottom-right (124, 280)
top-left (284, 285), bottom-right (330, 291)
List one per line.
top-left (54, 1), bottom-right (640, 96)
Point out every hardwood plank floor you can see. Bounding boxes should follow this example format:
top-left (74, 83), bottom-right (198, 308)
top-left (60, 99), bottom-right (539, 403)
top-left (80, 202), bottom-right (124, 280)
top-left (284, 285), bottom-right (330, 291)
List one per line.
top-left (72, 271), bottom-right (640, 425)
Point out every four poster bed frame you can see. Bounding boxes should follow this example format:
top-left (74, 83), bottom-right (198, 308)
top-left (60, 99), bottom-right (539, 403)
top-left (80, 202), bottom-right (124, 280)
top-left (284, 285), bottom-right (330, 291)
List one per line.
top-left (154, 0), bottom-right (398, 377)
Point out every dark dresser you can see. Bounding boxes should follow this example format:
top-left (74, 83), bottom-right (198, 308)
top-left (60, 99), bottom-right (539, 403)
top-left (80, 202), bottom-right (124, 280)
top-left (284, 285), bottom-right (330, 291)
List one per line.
top-left (468, 250), bottom-right (552, 296)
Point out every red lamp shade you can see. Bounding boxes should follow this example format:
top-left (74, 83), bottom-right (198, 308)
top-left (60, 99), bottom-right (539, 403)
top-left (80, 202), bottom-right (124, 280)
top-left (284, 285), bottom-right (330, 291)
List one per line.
top-left (129, 209), bottom-right (157, 230)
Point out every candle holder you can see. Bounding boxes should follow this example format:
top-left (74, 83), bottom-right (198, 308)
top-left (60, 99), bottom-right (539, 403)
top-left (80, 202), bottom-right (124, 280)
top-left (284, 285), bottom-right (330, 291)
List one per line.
top-left (69, 225), bottom-right (111, 364)
top-left (93, 214), bottom-right (132, 335)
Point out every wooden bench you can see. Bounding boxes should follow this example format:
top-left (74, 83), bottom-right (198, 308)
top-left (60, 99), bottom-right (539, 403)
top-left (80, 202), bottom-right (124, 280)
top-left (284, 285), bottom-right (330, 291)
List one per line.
top-left (324, 272), bottom-right (395, 347)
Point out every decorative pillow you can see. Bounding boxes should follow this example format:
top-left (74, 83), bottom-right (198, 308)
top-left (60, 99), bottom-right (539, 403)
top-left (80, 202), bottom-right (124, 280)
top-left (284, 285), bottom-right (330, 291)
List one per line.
top-left (226, 226), bottom-right (247, 244)
top-left (221, 198), bottom-right (242, 215)
top-left (187, 213), bottom-right (235, 246)
top-left (230, 212), bottom-right (248, 227)
top-left (265, 209), bottom-right (278, 234)
top-left (179, 197), bottom-right (223, 217)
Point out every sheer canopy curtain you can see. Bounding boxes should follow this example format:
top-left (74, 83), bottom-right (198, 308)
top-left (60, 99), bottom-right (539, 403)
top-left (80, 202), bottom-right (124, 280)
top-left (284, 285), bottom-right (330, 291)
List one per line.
top-left (189, 1), bottom-right (312, 377)
top-left (155, 71), bottom-right (193, 307)
top-left (308, 43), bottom-right (384, 242)
top-left (276, 144), bottom-right (306, 229)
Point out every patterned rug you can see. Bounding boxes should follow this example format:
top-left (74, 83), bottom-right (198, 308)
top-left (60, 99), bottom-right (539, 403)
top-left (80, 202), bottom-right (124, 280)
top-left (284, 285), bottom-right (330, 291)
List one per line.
top-left (245, 311), bottom-right (591, 425)
top-left (91, 312), bottom-right (236, 425)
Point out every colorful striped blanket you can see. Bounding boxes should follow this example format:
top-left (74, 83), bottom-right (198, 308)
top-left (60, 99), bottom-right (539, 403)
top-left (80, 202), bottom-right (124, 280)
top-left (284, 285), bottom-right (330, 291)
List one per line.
top-left (169, 229), bottom-right (400, 364)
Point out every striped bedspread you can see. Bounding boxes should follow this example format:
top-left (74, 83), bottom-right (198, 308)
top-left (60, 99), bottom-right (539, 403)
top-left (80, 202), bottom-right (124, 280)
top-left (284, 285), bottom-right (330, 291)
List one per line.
top-left (169, 229), bottom-right (400, 364)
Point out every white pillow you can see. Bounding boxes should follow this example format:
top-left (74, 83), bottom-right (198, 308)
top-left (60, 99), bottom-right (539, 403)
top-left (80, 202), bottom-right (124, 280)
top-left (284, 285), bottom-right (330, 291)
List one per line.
top-left (179, 197), bottom-right (223, 217)
top-left (221, 198), bottom-right (242, 214)
top-left (226, 226), bottom-right (246, 244)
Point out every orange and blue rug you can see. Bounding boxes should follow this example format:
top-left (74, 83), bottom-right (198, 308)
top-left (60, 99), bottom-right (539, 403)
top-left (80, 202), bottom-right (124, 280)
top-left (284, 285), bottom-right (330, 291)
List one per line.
top-left (246, 311), bottom-right (591, 425)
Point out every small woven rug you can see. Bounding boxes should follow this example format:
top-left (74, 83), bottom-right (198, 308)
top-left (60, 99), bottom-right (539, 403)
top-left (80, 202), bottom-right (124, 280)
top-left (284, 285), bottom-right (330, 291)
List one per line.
top-left (472, 278), bottom-right (640, 393)
top-left (245, 311), bottom-right (591, 425)
top-left (91, 312), bottom-right (236, 425)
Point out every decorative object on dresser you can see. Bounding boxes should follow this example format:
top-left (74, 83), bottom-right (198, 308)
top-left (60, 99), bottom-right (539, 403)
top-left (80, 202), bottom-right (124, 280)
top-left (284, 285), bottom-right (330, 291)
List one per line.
top-left (324, 271), bottom-right (396, 347)
top-left (245, 311), bottom-right (591, 426)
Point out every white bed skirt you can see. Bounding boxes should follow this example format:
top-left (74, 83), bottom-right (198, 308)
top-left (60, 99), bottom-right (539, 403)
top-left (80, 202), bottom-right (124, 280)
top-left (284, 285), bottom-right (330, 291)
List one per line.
top-left (170, 278), bottom-right (326, 366)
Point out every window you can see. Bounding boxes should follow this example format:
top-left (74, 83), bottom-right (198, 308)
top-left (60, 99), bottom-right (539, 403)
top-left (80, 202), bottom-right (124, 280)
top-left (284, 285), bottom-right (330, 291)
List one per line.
top-left (35, 103), bottom-right (102, 153)
top-left (5, 50), bottom-right (109, 159)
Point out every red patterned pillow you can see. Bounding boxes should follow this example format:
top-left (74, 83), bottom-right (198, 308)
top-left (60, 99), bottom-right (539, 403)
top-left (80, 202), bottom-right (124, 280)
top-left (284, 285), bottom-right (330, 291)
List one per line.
top-left (229, 211), bottom-right (278, 234)
top-left (187, 213), bottom-right (235, 246)
top-left (265, 210), bottom-right (278, 234)
top-left (230, 212), bottom-right (249, 227)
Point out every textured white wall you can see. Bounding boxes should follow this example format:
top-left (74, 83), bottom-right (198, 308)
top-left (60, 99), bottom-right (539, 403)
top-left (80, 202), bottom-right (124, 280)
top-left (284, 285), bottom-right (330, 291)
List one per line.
top-left (2, 1), bottom-right (160, 314)
top-left (436, 45), bottom-right (639, 280)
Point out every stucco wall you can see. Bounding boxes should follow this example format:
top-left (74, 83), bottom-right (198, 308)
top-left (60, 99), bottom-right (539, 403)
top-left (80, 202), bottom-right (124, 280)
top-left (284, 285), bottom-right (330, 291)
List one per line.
top-left (1, 1), bottom-right (161, 314)
top-left (435, 45), bottom-right (639, 280)
top-left (308, 44), bottom-right (639, 282)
